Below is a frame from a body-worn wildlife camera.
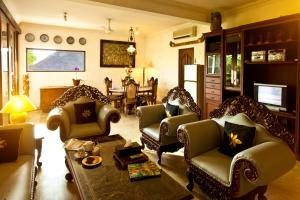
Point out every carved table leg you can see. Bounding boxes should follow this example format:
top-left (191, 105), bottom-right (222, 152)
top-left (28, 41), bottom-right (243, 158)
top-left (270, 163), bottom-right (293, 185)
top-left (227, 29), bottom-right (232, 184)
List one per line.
top-left (257, 185), bottom-right (268, 200)
top-left (65, 157), bottom-right (73, 182)
top-left (157, 148), bottom-right (163, 165)
top-left (35, 137), bottom-right (44, 167)
top-left (140, 137), bottom-right (145, 149)
top-left (186, 166), bottom-right (194, 191)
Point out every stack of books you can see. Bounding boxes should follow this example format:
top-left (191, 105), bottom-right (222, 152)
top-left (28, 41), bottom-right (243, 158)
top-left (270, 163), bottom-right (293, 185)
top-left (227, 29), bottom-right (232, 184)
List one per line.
top-left (113, 142), bottom-right (148, 169)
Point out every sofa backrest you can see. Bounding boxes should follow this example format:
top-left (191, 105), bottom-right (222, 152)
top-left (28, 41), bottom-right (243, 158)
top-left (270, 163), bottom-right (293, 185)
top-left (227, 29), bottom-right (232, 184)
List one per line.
top-left (0, 122), bottom-right (35, 155)
top-left (62, 96), bottom-right (104, 123)
top-left (213, 113), bottom-right (282, 146)
top-left (161, 87), bottom-right (201, 118)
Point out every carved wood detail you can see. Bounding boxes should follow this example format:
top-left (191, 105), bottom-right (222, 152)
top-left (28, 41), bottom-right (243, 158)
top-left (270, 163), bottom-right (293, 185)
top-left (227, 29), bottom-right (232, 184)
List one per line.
top-left (161, 86), bottom-right (201, 117)
top-left (52, 84), bottom-right (111, 107)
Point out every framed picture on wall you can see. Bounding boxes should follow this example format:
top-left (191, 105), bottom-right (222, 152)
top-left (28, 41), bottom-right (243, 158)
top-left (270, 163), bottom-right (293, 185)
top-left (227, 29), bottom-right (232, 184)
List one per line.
top-left (100, 39), bottom-right (136, 68)
top-left (26, 48), bottom-right (85, 72)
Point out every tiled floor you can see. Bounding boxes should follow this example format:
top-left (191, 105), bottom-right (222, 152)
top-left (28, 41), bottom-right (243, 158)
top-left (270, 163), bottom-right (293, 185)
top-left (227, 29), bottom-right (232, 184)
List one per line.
top-left (29, 110), bottom-right (300, 200)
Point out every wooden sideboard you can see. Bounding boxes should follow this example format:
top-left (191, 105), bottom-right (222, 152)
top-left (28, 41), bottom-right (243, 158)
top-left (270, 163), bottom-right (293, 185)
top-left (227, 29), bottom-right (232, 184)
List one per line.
top-left (40, 86), bottom-right (72, 112)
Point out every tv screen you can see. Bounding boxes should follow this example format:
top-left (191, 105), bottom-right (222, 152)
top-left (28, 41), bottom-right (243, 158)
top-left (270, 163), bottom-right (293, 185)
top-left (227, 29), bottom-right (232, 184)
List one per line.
top-left (254, 83), bottom-right (287, 111)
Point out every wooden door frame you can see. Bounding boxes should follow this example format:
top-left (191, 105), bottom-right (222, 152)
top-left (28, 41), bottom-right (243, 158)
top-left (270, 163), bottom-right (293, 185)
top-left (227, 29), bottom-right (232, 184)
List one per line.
top-left (178, 47), bottom-right (194, 87)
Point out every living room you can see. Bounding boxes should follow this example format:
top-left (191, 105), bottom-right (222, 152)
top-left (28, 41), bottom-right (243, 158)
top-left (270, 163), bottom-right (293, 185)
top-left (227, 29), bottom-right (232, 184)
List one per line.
top-left (1, 0), bottom-right (300, 199)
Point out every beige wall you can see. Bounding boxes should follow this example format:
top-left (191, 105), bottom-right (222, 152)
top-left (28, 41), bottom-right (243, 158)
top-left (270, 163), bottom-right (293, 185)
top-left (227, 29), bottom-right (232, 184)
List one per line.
top-left (222, 0), bottom-right (300, 28)
top-left (144, 22), bottom-right (210, 100)
top-left (19, 23), bottom-right (145, 107)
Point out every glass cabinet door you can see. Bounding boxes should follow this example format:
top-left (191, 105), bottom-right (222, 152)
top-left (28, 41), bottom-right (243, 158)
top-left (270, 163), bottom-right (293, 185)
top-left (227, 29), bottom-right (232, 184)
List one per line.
top-left (207, 53), bottom-right (220, 75)
top-left (225, 34), bottom-right (241, 89)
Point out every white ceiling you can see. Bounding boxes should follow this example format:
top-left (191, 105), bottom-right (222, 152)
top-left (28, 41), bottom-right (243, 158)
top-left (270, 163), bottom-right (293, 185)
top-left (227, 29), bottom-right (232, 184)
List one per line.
top-left (4, 0), bottom-right (257, 36)
top-left (173, 0), bottom-right (254, 10)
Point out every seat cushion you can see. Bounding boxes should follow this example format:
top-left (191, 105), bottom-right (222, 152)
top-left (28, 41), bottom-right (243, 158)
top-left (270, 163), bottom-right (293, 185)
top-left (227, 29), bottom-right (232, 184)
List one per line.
top-left (68, 123), bottom-right (103, 139)
top-left (0, 155), bottom-right (35, 200)
top-left (0, 128), bottom-right (23, 163)
top-left (191, 148), bottom-right (232, 186)
top-left (142, 123), bottom-right (160, 141)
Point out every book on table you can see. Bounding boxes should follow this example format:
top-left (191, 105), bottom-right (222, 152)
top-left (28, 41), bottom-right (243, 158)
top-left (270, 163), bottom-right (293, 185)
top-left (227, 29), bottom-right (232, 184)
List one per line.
top-left (113, 152), bottom-right (148, 169)
top-left (127, 161), bottom-right (161, 181)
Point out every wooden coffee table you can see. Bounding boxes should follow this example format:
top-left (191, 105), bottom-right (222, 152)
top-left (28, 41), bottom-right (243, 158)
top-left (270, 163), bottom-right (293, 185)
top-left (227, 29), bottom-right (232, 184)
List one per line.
top-left (65, 134), bottom-right (193, 200)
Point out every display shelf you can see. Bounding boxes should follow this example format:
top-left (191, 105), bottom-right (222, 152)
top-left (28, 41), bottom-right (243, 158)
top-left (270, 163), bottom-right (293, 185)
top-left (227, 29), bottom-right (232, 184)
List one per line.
top-left (244, 60), bottom-right (296, 65)
top-left (272, 110), bottom-right (296, 120)
top-left (245, 40), bottom-right (297, 47)
top-left (224, 86), bottom-right (241, 92)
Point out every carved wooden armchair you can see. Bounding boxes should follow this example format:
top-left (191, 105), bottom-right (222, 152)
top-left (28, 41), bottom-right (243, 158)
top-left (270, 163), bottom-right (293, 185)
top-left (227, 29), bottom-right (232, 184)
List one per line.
top-left (136, 87), bottom-right (201, 164)
top-left (177, 96), bottom-right (296, 200)
top-left (47, 85), bottom-right (121, 142)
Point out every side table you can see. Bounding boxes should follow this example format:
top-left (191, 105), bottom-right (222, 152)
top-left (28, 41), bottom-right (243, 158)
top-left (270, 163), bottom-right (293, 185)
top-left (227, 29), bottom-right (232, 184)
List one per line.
top-left (35, 137), bottom-right (44, 167)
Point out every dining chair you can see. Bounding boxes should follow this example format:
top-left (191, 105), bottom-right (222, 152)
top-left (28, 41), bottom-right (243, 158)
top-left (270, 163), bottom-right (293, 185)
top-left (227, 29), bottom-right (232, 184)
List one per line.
top-left (123, 79), bottom-right (139, 114)
top-left (144, 77), bottom-right (158, 105)
top-left (104, 77), bottom-right (123, 108)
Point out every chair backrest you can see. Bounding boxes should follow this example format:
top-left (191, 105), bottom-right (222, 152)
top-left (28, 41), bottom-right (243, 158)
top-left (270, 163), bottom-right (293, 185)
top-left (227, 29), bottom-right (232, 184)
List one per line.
top-left (161, 86), bottom-right (201, 118)
top-left (147, 77), bottom-right (155, 87)
top-left (124, 79), bottom-right (139, 101)
top-left (52, 84), bottom-right (111, 108)
top-left (104, 77), bottom-right (112, 96)
top-left (151, 78), bottom-right (158, 99)
top-left (62, 96), bottom-right (104, 123)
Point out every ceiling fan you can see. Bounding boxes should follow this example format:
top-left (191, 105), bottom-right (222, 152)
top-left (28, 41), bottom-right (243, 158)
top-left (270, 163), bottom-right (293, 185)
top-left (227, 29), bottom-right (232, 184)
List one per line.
top-left (102, 18), bottom-right (113, 34)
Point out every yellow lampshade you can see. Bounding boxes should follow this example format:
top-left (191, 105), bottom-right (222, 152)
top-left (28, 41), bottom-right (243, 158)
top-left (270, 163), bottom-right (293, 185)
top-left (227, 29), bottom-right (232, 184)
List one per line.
top-left (0, 95), bottom-right (36, 123)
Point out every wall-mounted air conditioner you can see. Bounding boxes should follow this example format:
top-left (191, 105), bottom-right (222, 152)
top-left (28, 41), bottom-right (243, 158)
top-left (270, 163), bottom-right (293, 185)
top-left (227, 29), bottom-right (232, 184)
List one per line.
top-left (173, 26), bottom-right (197, 40)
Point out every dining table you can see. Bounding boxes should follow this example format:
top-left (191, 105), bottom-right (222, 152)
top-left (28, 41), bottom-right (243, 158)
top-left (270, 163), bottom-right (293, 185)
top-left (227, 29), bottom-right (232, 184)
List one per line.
top-left (109, 86), bottom-right (152, 94)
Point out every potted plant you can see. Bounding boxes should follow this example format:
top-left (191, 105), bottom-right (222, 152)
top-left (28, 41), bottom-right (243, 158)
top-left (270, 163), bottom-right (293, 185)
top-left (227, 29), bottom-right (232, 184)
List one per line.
top-left (73, 67), bottom-right (81, 86)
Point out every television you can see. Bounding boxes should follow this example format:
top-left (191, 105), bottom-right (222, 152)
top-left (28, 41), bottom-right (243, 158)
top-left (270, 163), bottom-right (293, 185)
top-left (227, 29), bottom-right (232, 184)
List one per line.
top-left (254, 83), bottom-right (287, 111)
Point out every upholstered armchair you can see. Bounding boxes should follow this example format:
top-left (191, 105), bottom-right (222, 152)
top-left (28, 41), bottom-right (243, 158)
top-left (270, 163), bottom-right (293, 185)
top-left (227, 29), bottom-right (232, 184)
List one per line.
top-left (177, 96), bottom-right (296, 200)
top-left (47, 85), bottom-right (121, 142)
top-left (136, 87), bottom-right (201, 164)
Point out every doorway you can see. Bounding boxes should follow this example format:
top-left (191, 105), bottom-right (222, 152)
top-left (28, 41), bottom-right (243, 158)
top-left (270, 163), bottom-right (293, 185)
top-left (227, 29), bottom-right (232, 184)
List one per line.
top-left (178, 48), bottom-right (194, 87)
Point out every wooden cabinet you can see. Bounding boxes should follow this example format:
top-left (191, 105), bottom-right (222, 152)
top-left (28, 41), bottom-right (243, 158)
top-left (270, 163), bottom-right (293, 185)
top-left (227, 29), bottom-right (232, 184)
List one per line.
top-left (203, 13), bottom-right (300, 158)
top-left (204, 31), bottom-right (223, 118)
top-left (40, 86), bottom-right (72, 112)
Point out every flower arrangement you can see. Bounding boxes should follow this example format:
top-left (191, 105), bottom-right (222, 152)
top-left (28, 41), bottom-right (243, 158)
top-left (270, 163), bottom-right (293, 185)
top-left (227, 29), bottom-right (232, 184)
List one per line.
top-left (74, 67), bottom-right (80, 80)
top-left (124, 66), bottom-right (133, 80)
top-left (73, 67), bottom-right (81, 86)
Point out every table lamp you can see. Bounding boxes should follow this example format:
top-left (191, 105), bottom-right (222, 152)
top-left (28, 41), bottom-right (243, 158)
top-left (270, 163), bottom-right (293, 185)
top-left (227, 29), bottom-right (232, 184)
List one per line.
top-left (0, 95), bottom-right (37, 124)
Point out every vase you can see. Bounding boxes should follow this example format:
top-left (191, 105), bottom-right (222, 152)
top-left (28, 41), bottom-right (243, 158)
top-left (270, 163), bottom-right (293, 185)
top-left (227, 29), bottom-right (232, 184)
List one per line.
top-left (72, 79), bottom-right (80, 86)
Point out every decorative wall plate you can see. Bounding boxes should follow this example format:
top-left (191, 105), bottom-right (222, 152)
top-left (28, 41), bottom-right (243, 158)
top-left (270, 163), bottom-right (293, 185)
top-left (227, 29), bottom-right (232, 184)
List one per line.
top-left (40, 34), bottom-right (49, 42)
top-left (79, 37), bottom-right (86, 45)
top-left (54, 35), bottom-right (62, 44)
top-left (66, 36), bottom-right (75, 44)
top-left (25, 33), bottom-right (35, 42)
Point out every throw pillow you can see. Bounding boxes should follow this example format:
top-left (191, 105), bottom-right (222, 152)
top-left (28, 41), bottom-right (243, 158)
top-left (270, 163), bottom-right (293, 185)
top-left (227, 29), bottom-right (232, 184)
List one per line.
top-left (165, 103), bottom-right (179, 117)
top-left (74, 101), bottom-right (97, 124)
top-left (218, 121), bottom-right (256, 157)
top-left (0, 128), bottom-right (23, 163)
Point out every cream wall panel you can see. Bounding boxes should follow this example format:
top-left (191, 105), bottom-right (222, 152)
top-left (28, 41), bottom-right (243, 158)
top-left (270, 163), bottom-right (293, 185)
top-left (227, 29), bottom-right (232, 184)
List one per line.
top-left (144, 23), bottom-right (210, 101)
top-left (19, 23), bottom-right (145, 107)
